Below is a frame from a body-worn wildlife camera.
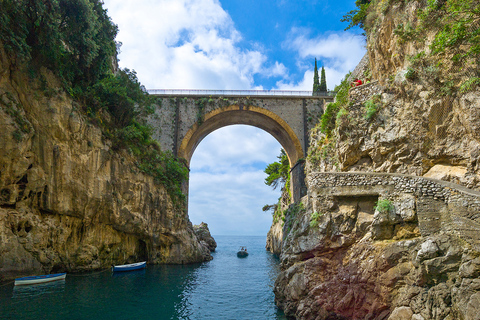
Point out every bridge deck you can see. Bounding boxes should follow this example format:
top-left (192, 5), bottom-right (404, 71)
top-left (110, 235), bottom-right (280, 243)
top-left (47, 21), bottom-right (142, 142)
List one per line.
top-left (147, 89), bottom-right (335, 98)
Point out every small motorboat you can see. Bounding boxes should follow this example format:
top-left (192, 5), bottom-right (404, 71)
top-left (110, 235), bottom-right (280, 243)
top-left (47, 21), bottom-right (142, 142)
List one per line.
top-left (112, 261), bottom-right (147, 272)
top-left (14, 273), bottom-right (66, 286)
top-left (237, 246), bottom-right (248, 258)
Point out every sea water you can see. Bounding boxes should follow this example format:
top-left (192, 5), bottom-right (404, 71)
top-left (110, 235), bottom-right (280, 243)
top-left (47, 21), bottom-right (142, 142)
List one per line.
top-left (0, 235), bottom-right (286, 320)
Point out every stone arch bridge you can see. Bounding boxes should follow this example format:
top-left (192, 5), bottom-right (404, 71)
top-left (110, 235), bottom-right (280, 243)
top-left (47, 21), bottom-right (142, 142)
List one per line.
top-left (146, 89), bottom-right (335, 202)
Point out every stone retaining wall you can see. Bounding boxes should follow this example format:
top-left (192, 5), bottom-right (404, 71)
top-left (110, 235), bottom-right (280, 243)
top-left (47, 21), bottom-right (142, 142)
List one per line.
top-left (307, 172), bottom-right (480, 247)
top-left (348, 80), bottom-right (383, 104)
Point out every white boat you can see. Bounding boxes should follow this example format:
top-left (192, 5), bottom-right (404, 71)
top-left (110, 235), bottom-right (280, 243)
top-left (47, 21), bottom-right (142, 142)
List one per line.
top-left (14, 273), bottom-right (66, 286)
top-left (112, 261), bottom-right (147, 272)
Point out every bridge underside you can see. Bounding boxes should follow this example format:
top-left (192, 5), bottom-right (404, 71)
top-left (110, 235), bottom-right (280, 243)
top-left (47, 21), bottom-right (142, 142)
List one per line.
top-left (178, 105), bottom-right (306, 201)
top-left (178, 105), bottom-right (304, 167)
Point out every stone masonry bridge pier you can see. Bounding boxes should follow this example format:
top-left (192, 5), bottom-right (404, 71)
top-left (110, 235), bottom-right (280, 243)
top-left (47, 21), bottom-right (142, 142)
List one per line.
top-left (146, 89), bottom-right (335, 202)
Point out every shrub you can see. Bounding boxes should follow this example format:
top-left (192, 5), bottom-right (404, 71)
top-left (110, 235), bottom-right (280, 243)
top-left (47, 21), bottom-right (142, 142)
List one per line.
top-left (336, 108), bottom-right (348, 122)
top-left (364, 99), bottom-right (378, 120)
top-left (320, 102), bottom-right (340, 134)
top-left (319, 73), bottom-right (351, 136)
top-left (405, 67), bottom-right (417, 80)
top-left (310, 211), bottom-right (323, 228)
top-left (341, 0), bottom-right (371, 31)
top-left (375, 199), bottom-right (394, 214)
top-left (460, 77), bottom-right (480, 93)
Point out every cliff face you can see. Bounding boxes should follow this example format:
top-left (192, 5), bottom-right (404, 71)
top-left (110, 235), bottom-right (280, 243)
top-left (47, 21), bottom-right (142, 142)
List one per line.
top-left (308, 80), bottom-right (480, 189)
top-left (307, 0), bottom-right (480, 190)
top-left (274, 173), bottom-right (480, 319)
top-left (0, 46), bottom-right (211, 281)
top-left (266, 219), bottom-right (283, 255)
top-left (272, 1), bottom-right (480, 319)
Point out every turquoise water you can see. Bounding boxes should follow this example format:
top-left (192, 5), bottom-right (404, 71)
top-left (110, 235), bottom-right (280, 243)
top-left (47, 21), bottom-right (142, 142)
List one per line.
top-left (0, 235), bottom-right (286, 320)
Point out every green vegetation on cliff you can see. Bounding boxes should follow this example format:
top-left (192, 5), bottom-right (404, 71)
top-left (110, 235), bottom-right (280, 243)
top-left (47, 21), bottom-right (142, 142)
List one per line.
top-left (0, 0), bottom-right (117, 91)
top-left (0, 0), bottom-right (187, 205)
top-left (343, 0), bottom-right (480, 93)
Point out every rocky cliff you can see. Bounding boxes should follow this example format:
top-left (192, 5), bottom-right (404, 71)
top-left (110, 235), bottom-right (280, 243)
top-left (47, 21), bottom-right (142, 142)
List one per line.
top-left (271, 0), bottom-right (480, 319)
top-left (0, 45), bottom-right (212, 281)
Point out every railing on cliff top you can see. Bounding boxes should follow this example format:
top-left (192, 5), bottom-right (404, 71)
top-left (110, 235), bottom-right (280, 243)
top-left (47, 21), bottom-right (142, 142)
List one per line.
top-left (147, 89), bottom-right (336, 97)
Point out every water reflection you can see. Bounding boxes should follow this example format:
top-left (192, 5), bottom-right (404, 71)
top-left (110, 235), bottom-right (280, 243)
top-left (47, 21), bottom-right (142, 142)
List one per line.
top-left (0, 236), bottom-right (286, 320)
top-left (12, 280), bottom-right (66, 300)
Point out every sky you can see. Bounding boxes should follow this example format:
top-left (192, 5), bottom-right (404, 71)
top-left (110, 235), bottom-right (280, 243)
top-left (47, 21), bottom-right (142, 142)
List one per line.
top-left (102, 0), bottom-right (366, 236)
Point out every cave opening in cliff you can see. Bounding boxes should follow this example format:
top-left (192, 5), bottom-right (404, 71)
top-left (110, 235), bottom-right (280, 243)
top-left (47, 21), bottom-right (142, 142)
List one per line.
top-left (137, 239), bottom-right (148, 261)
top-left (187, 125), bottom-right (283, 237)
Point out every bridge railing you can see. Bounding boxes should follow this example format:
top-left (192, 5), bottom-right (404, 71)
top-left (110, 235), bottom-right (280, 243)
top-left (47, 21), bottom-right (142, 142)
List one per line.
top-left (147, 89), bottom-right (336, 97)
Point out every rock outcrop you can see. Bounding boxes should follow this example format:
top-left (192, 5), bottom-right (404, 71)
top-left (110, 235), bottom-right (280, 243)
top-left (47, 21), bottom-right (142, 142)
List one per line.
top-left (193, 222), bottom-right (217, 254)
top-left (266, 219), bottom-right (283, 256)
top-left (306, 0), bottom-right (480, 191)
top-left (0, 44), bottom-right (212, 281)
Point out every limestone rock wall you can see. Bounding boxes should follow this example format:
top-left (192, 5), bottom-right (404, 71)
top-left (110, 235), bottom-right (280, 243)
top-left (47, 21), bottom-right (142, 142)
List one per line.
top-left (0, 46), bottom-right (210, 281)
top-left (306, 0), bottom-right (480, 191)
top-left (275, 1), bottom-right (480, 319)
top-left (274, 173), bottom-right (480, 319)
top-left (307, 80), bottom-right (480, 190)
top-left (266, 219), bottom-right (283, 256)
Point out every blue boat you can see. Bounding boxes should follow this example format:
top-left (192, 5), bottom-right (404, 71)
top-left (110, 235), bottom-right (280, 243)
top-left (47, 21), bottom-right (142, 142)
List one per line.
top-left (14, 273), bottom-right (66, 286)
top-left (112, 261), bottom-right (147, 272)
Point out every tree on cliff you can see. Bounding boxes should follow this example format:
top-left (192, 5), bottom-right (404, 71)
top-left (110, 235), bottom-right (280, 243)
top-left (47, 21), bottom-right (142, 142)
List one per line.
top-left (313, 58), bottom-right (321, 95)
top-left (262, 149), bottom-right (290, 213)
top-left (320, 66), bottom-right (327, 92)
top-left (341, 0), bottom-right (371, 32)
top-left (264, 149), bottom-right (289, 190)
top-left (0, 0), bottom-right (118, 92)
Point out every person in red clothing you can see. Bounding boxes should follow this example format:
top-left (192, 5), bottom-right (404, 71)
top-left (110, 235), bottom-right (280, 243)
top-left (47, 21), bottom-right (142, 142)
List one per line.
top-left (350, 79), bottom-right (363, 87)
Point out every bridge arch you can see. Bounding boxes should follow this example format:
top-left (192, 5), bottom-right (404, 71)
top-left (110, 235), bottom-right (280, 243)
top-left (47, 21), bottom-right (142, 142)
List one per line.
top-left (178, 105), bottom-right (304, 168)
top-left (178, 104), bottom-right (306, 202)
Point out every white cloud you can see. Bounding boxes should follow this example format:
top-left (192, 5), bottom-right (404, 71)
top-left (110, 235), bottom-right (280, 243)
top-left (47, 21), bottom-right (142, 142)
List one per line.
top-left (103, 0), bottom-right (270, 90)
top-left (188, 126), bottom-right (282, 235)
top-left (275, 70), bottom-right (314, 91)
top-left (263, 61), bottom-right (288, 78)
top-left (276, 28), bottom-right (366, 90)
top-left (191, 125), bottom-right (282, 172)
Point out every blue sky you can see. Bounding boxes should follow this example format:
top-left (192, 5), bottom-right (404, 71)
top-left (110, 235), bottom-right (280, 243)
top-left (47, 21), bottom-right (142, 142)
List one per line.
top-left (102, 0), bottom-right (366, 236)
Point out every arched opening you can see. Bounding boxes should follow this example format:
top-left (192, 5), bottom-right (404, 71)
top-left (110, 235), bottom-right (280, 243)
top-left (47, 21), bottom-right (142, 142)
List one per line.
top-left (179, 105), bottom-right (306, 203)
top-left (188, 125), bottom-right (283, 235)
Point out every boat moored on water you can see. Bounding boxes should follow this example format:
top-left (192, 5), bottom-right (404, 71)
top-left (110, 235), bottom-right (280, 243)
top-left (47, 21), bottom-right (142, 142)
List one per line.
top-left (237, 246), bottom-right (248, 258)
top-left (14, 273), bottom-right (67, 286)
top-left (112, 261), bottom-right (147, 272)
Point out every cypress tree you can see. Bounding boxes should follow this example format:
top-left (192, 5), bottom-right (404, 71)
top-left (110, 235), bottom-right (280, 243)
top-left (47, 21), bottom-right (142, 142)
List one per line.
top-left (313, 58), bottom-right (320, 95)
top-left (320, 66), bottom-right (327, 92)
